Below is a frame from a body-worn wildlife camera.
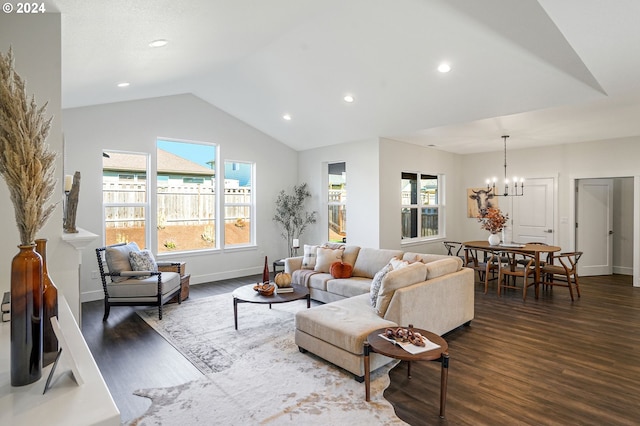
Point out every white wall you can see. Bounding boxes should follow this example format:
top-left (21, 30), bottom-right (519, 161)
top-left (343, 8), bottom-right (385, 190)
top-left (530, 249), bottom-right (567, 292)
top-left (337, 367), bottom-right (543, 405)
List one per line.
top-left (297, 139), bottom-right (381, 248)
top-left (63, 94), bottom-right (298, 302)
top-left (0, 13), bottom-right (81, 319)
top-left (379, 138), bottom-right (463, 253)
top-left (460, 137), bottom-right (639, 276)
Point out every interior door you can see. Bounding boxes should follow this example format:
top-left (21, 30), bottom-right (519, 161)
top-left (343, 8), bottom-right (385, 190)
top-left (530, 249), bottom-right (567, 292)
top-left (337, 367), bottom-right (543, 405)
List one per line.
top-left (511, 178), bottom-right (555, 244)
top-left (576, 178), bottom-right (613, 276)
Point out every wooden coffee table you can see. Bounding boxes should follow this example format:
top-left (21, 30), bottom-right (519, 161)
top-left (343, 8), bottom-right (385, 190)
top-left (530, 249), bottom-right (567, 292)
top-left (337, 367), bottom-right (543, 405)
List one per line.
top-left (232, 284), bottom-right (310, 330)
top-left (364, 326), bottom-right (449, 418)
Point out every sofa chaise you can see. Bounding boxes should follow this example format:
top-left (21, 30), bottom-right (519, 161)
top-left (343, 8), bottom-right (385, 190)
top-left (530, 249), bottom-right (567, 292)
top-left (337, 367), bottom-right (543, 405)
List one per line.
top-left (285, 244), bottom-right (475, 379)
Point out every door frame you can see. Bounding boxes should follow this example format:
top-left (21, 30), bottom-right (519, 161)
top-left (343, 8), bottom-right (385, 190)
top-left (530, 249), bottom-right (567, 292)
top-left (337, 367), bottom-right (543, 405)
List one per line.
top-left (568, 174), bottom-right (640, 287)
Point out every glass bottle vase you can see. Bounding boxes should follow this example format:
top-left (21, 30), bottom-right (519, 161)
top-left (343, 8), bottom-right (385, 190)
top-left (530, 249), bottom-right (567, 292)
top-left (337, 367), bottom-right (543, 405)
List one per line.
top-left (35, 238), bottom-right (59, 367)
top-left (262, 256), bottom-right (269, 283)
top-left (10, 244), bottom-right (43, 386)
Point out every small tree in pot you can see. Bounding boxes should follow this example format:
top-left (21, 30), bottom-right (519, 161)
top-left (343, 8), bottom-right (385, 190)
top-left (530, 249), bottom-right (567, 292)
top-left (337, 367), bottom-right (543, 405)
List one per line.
top-left (273, 183), bottom-right (317, 257)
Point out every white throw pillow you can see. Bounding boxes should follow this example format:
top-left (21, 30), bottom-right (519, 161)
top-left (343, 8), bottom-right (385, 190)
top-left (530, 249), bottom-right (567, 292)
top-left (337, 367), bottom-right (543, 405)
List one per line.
top-left (389, 258), bottom-right (409, 270)
top-left (105, 242), bottom-right (140, 282)
top-left (314, 247), bottom-right (345, 273)
top-left (370, 263), bottom-right (394, 307)
top-left (301, 245), bottom-right (319, 270)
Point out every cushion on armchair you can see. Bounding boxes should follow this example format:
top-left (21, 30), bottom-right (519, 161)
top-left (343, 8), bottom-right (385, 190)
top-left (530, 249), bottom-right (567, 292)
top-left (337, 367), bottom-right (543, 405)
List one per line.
top-left (105, 242), bottom-right (141, 282)
top-left (129, 250), bottom-right (158, 279)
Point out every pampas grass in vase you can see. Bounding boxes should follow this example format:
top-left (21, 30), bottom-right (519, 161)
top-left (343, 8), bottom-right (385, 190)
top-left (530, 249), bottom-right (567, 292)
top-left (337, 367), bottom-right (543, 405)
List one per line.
top-left (0, 47), bottom-right (57, 386)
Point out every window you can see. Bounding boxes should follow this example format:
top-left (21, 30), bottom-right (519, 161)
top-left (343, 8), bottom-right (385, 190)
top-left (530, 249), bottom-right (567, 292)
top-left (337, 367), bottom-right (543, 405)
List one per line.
top-left (102, 151), bottom-right (149, 246)
top-left (328, 162), bottom-right (347, 243)
top-left (157, 139), bottom-right (217, 253)
top-left (401, 172), bottom-right (442, 241)
top-left (224, 161), bottom-right (254, 247)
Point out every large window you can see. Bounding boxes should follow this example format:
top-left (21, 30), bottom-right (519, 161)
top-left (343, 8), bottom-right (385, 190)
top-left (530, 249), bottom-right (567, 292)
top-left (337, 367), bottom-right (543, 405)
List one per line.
top-left (102, 151), bottom-right (149, 246)
top-left (401, 172), bottom-right (442, 241)
top-left (328, 162), bottom-right (347, 243)
top-left (156, 139), bottom-right (217, 253)
top-left (224, 161), bottom-right (254, 247)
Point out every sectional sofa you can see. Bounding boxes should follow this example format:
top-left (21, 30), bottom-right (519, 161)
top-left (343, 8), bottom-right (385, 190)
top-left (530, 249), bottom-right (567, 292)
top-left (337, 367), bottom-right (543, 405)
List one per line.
top-left (285, 244), bottom-right (475, 379)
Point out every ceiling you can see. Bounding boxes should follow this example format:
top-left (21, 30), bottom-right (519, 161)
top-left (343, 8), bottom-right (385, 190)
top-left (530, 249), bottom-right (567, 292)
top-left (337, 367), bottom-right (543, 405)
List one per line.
top-left (50, 0), bottom-right (640, 154)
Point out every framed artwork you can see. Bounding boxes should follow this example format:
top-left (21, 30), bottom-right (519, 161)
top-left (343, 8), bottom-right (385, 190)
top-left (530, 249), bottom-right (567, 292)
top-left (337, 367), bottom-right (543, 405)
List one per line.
top-left (467, 187), bottom-right (499, 218)
top-left (49, 317), bottom-right (84, 386)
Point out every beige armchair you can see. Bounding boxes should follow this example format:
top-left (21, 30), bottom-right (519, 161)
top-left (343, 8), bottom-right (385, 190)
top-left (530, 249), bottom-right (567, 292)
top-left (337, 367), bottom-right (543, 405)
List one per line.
top-left (95, 242), bottom-right (182, 321)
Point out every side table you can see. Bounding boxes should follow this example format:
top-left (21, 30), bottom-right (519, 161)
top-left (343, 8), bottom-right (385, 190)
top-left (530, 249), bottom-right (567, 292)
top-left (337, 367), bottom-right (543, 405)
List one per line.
top-left (272, 259), bottom-right (285, 280)
top-left (364, 326), bottom-right (449, 418)
top-left (158, 262), bottom-right (190, 303)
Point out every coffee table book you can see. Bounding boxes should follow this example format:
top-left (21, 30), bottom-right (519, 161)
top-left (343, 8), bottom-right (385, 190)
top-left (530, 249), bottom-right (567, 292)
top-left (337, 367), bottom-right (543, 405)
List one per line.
top-left (275, 287), bottom-right (294, 294)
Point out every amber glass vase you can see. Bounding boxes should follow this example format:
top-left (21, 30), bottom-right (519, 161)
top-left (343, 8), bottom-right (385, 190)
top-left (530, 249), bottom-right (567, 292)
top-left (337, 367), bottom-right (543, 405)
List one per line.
top-left (35, 238), bottom-right (59, 367)
top-left (10, 244), bottom-right (43, 386)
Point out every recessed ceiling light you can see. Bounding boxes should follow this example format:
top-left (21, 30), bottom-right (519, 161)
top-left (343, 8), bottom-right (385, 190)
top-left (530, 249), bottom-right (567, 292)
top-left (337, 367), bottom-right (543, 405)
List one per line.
top-left (283, 114), bottom-right (292, 121)
top-left (438, 63), bottom-right (451, 73)
top-left (117, 82), bottom-right (130, 88)
top-left (343, 94), bottom-right (355, 103)
top-left (149, 39), bottom-right (168, 48)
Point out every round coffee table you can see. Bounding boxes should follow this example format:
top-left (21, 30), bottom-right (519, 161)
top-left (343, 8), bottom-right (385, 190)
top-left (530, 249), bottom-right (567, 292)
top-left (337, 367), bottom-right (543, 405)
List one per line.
top-left (364, 326), bottom-right (449, 418)
top-left (232, 284), bottom-right (310, 330)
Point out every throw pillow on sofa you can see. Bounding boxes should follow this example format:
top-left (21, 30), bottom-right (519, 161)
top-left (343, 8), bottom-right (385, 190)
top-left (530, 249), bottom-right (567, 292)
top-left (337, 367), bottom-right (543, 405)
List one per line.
top-left (375, 262), bottom-right (428, 316)
top-left (370, 263), bottom-right (394, 307)
top-left (330, 261), bottom-right (353, 278)
top-left (314, 246), bottom-right (345, 273)
top-left (302, 244), bottom-right (319, 269)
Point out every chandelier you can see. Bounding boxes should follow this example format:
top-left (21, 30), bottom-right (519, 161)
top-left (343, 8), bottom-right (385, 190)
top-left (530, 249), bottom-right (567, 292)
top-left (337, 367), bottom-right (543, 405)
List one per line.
top-left (485, 135), bottom-right (524, 197)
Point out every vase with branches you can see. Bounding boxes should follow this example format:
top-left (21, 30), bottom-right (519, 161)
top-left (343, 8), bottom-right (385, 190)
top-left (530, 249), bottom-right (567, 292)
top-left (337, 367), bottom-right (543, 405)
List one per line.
top-left (273, 183), bottom-right (317, 257)
top-left (0, 47), bottom-right (57, 386)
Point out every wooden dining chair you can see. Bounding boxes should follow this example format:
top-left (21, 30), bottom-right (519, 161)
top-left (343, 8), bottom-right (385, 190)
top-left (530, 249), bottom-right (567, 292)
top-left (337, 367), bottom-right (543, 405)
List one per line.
top-left (540, 251), bottom-right (583, 301)
top-left (497, 251), bottom-right (538, 300)
top-left (466, 248), bottom-right (498, 294)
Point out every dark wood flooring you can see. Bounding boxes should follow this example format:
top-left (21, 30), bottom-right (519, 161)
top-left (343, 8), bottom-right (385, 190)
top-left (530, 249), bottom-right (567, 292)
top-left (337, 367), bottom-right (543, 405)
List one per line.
top-left (82, 273), bottom-right (640, 425)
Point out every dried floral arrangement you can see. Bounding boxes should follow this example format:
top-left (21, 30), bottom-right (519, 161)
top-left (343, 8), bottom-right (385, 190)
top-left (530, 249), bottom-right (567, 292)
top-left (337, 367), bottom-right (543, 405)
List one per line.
top-left (477, 207), bottom-right (508, 234)
top-left (0, 48), bottom-right (57, 245)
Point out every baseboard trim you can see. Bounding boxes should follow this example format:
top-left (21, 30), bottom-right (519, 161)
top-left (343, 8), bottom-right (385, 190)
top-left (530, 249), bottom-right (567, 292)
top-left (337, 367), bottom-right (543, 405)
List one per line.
top-left (613, 266), bottom-right (633, 276)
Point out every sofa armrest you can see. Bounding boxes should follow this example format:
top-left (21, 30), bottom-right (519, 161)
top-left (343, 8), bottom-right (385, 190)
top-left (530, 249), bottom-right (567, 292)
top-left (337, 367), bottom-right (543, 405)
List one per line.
top-left (284, 256), bottom-right (303, 273)
top-left (384, 267), bottom-right (474, 336)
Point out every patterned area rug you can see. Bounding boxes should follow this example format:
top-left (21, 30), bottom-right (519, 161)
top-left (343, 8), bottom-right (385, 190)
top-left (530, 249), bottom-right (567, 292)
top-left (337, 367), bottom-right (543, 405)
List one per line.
top-left (127, 293), bottom-right (406, 425)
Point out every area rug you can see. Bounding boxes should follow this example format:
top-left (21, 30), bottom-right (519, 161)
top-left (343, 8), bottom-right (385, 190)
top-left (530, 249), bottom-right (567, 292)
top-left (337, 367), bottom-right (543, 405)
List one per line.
top-left (127, 293), bottom-right (406, 425)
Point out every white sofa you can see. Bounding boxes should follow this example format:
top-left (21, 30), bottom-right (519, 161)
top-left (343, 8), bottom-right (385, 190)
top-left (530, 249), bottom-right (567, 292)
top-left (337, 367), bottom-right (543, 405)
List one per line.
top-left (287, 245), bottom-right (475, 379)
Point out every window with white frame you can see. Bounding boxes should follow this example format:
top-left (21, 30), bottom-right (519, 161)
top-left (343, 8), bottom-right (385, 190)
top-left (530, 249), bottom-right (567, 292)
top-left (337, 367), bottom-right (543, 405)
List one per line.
top-left (156, 139), bottom-right (217, 253)
top-left (224, 161), bottom-right (254, 247)
top-left (328, 162), bottom-right (347, 243)
top-left (102, 151), bottom-right (149, 247)
top-left (401, 172), bottom-right (442, 240)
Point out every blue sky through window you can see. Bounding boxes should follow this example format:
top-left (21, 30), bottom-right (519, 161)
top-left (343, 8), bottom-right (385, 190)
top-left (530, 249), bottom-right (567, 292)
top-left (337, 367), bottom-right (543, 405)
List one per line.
top-left (157, 139), bottom-right (215, 169)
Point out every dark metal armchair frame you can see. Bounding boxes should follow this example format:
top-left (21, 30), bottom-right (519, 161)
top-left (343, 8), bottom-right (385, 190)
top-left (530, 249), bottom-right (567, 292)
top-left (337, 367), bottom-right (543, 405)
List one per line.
top-left (96, 243), bottom-right (183, 321)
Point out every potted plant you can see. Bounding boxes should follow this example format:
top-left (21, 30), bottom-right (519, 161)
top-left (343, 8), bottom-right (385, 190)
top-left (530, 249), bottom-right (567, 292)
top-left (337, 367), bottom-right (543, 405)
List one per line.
top-left (273, 183), bottom-right (317, 257)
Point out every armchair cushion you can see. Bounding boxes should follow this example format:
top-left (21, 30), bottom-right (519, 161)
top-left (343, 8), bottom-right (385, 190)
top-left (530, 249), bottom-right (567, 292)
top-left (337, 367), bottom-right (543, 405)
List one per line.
top-left (129, 250), bottom-right (158, 279)
top-left (105, 242), bottom-right (140, 282)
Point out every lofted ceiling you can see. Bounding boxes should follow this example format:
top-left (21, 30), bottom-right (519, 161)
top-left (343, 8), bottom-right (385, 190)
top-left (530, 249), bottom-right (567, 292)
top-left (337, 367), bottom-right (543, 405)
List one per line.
top-left (50, 0), bottom-right (640, 154)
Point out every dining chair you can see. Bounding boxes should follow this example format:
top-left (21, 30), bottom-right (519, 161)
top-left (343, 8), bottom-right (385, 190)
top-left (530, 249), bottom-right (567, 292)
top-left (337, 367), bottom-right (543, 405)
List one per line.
top-left (443, 241), bottom-right (464, 261)
top-left (540, 251), bottom-right (583, 301)
top-left (497, 251), bottom-right (538, 300)
top-left (465, 248), bottom-right (498, 294)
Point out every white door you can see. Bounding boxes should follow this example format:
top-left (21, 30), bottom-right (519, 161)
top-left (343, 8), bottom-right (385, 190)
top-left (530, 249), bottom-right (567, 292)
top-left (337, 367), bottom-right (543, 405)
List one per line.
top-left (511, 178), bottom-right (555, 244)
top-left (576, 178), bottom-right (613, 276)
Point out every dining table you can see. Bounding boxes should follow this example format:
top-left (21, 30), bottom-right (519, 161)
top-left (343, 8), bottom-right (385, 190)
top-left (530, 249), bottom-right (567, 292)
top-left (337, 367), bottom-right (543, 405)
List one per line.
top-left (462, 240), bottom-right (561, 286)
